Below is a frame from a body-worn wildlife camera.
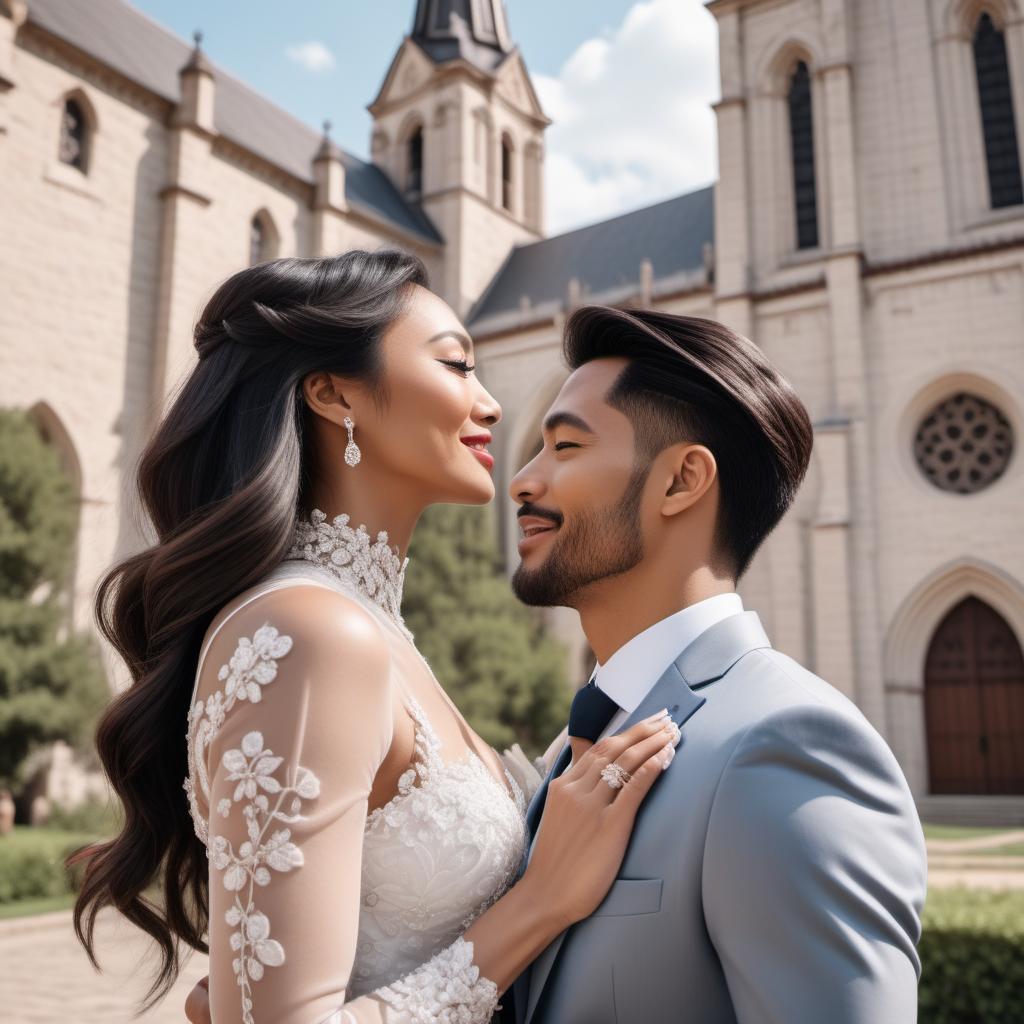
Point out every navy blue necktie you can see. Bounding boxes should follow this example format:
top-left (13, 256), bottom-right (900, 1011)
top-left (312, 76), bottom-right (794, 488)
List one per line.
top-left (567, 676), bottom-right (620, 743)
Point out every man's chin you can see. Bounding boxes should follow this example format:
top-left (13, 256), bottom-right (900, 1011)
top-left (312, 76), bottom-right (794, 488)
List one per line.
top-left (510, 564), bottom-right (572, 608)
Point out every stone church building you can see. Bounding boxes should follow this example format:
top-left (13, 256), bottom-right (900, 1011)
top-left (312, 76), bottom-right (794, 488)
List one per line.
top-left (1, 0), bottom-right (1022, 815)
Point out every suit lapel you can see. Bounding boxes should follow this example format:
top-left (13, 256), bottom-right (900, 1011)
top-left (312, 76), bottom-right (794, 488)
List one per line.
top-left (523, 743), bottom-right (572, 856)
top-left (518, 610), bottom-right (772, 1024)
top-left (513, 743), bottom-right (572, 1024)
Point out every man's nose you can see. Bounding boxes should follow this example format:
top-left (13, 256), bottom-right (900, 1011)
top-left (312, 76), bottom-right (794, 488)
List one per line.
top-left (509, 455), bottom-right (545, 504)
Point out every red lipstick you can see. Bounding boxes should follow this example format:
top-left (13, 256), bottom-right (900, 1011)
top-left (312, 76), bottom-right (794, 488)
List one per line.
top-left (460, 434), bottom-right (494, 471)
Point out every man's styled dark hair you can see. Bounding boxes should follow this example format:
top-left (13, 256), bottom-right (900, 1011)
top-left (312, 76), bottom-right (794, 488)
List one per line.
top-left (562, 305), bottom-right (814, 579)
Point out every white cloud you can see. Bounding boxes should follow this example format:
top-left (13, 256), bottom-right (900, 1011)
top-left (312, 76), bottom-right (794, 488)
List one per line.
top-left (285, 41), bottom-right (336, 74)
top-left (535, 0), bottom-right (720, 235)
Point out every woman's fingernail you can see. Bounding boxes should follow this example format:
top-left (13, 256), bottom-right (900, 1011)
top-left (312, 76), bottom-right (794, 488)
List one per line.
top-left (661, 743), bottom-right (675, 770)
top-left (645, 708), bottom-right (670, 723)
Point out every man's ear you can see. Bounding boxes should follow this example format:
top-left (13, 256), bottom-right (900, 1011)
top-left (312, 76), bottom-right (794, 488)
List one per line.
top-left (661, 443), bottom-right (716, 518)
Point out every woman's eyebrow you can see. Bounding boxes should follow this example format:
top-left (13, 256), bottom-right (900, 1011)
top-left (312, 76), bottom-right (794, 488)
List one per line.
top-left (425, 330), bottom-right (473, 357)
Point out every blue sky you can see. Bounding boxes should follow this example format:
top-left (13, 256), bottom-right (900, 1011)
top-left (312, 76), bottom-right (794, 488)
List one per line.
top-left (130, 0), bottom-right (720, 234)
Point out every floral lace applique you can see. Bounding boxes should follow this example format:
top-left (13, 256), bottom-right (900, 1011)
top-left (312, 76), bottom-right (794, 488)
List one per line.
top-left (213, 729), bottom-right (321, 1023)
top-left (376, 936), bottom-right (499, 1023)
top-left (184, 624), bottom-right (308, 1022)
top-left (184, 623), bottom-right (294, 846)
top-left (285, 508), bottom-right (411, 641)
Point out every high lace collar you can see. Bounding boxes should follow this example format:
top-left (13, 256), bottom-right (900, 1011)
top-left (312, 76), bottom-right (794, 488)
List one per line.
top-left (285, 507), bottom-right (409, 629)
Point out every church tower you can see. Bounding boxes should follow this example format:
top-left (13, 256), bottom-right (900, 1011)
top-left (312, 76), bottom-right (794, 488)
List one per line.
top-left (368, 0), bottom-right (549, 317)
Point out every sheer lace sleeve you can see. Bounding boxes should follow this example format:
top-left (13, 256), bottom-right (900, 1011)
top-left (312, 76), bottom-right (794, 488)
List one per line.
top-left (187, 589), bottom-right (501, 1024)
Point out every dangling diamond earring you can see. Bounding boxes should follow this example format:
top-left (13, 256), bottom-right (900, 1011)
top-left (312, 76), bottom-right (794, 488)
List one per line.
top-left (343, 416), bottom-right (361, 468)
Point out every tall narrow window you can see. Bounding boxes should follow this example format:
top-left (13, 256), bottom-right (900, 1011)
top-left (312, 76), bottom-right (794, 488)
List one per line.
top-left (973, 13), bottom-right (1023, 209)
top-left (407, 126), bottom-right (423, 195)
top-left (788, 61), bottom-right (819, 250)
top-left (501, 135), bottom-right (513, 212)
top-left (58, 98), bottom-right (88, 172)
top-left (250, 216), bottom-right (266, 266)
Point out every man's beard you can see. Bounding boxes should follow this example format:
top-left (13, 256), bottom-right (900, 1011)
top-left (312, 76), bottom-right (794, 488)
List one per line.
top-left (511, 463), bottom-right (648, 608)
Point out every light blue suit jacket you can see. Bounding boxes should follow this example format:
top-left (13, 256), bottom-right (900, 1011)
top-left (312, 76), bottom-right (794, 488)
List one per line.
top-left (510, 610), bottom-right (927, 1024)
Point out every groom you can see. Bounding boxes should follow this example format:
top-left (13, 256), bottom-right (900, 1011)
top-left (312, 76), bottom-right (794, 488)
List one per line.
top-left (504, 305), bottom-right (927, 1023)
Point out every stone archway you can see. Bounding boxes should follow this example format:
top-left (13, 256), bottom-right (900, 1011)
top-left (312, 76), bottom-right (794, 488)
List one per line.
top-left (884, 557), bottom-right (1024, 796)
top-left (924, 596), bottom-right (1024, 794)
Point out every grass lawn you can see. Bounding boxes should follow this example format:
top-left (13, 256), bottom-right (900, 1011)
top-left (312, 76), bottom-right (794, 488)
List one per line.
top-left (0, 892), bottom-right (75, 920)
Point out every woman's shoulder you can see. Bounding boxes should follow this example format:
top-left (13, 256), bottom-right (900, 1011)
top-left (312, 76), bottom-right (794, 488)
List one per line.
top-left (196, 578), bottom-right (392, 701)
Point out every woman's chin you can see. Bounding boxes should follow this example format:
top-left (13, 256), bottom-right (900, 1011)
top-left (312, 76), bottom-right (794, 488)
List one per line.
top-left (443, 474), bottom-right (496, 506)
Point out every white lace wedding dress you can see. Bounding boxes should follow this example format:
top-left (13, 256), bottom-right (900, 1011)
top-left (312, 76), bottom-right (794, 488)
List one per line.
top-left (184, 508), bottom-right (545, 1024)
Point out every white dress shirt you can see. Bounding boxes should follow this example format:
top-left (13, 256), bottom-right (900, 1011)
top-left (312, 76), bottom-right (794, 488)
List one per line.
top-left (593, 592), bottom-right (745, 740)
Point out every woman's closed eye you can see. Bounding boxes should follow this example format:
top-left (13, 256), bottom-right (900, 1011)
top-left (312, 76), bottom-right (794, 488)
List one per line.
top-left (554, 441), bottom-right (581, 451)
top-left (438, 358), bottom-right (476, 376)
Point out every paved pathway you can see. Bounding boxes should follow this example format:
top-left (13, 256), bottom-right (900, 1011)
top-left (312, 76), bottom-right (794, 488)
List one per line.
top-left (0, 909), bottom-right (208, 1023)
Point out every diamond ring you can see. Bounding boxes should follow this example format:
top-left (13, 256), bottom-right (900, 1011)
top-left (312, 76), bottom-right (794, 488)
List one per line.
top-left (600, 762), bottom-right (632, 790)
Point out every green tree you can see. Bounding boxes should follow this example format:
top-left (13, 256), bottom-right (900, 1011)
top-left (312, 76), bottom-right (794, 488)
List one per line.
top-left (403, 503), bottom-right (570, 755)
top-left (0, 409), bottom-right (108, 787)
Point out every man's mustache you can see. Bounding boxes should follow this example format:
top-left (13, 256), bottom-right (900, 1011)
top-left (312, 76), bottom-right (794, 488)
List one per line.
top-left (517, 502), bottom-right (563, 529)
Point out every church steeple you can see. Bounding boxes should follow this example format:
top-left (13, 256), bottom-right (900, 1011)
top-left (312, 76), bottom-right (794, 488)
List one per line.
top-left (369, 0), bottom-right (548, 317)
top-left (410, 0), bottom-right (513, 72)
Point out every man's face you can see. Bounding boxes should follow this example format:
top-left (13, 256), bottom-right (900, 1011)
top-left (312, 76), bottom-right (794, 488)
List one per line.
top-left (509, 358), bottom-right (650, 607)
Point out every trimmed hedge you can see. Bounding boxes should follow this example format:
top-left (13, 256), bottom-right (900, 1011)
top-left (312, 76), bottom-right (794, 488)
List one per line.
top-left (920, 886), bottom-right (1024, 1023)
top-left (0, 827), bottom-right (94, 904)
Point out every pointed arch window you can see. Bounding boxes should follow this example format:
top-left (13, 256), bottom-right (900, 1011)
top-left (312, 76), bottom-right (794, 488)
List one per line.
top-left (501, 135), bottom-right (513, 212)
top-left (788, 61), bottom-right (819, 250)
top-left (250, 217), bottom-right (266, 266)
top-left (407, 126), bottom-right (424, 196)
top-left (973, 12), bottom-right (1023, 209)
top-left (249, 212), bottom-right (278, 266)
top-left (58, 97), bottom-right (89, 172)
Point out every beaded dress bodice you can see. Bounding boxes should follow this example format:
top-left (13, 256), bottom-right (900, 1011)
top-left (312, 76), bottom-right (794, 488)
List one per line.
top-left (183, 508), bottom-right (536, 1022)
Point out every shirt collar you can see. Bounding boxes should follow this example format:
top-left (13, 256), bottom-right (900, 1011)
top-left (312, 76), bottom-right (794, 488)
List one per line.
top-left (593, 592), bottom-right (745, 714)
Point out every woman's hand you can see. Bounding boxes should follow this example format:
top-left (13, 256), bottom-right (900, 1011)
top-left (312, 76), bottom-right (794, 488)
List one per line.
top-left (522, 709), bottom-right (680, 930)
top-left (184, 974), bottom-right (210, 1024)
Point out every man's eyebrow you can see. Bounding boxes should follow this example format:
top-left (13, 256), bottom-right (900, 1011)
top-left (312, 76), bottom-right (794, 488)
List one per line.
top-left (542, 410), bottom-right (595, 434)
top-left (425, 330), bottom-right (473, 357)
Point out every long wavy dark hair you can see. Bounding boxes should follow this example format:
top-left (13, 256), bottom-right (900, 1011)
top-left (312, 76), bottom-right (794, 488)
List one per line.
top-left (71, 248), bottom-right (428, 1006)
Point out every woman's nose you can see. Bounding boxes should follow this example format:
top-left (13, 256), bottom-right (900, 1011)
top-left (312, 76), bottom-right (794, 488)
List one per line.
top-left (475, 387), bottom-right (501, 426)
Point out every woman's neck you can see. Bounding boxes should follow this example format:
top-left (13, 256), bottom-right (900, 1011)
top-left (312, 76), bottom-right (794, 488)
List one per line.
top-left (308, 474), bottom-right (425, 558)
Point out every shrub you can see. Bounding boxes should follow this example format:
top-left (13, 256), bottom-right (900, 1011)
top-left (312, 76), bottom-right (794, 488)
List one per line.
top-left (44, 795), bottom-right (121, 836)
top-left (0, 408), bottom-right (109, 786)
top-left (919, 886), bottom-right (1024, 1023)
top-left (0, 826), bottom-right (96, 903)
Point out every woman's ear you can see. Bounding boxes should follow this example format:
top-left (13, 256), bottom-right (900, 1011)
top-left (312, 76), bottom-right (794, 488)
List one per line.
top-left (661, 443), bottom-right (717, 518)
top-left (302, 372), bottom-right (355, 427)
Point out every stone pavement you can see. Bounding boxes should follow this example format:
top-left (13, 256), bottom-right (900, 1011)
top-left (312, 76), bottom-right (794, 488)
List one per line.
top-left (0, 908), bottom-right (208, 1023)
top-left (926, 828), bottom-right (1024, 890)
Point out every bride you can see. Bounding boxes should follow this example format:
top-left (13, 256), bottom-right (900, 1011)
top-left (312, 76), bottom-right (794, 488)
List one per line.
top-left (72, 249), bottom-right (679, 1023)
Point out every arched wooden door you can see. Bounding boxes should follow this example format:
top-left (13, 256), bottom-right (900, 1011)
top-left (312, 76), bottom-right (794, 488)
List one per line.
top-left (925, 596), bottom-right (1024, 794)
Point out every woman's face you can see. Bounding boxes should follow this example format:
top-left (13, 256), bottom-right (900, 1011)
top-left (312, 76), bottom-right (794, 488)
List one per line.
top-left (347, 284), bottom-right (502, 504)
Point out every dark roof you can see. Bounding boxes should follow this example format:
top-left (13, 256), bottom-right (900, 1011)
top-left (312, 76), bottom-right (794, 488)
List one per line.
top-left (469, 186), bottom-right (715, 334)
top-left (411, 0), bottom-right (512, 74)
top-left (27, 0), bottom-right (442, 245)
